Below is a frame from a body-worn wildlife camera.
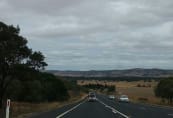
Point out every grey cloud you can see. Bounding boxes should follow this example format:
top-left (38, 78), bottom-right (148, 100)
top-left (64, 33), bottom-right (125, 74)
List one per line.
top-left (1, 0), bottom-right (173, 70)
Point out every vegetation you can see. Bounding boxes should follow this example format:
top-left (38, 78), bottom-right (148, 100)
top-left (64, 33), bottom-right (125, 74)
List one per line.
top-left (155, 77), bottom-right (173, 104)
top-left (78, 80), bottom-right (163, 105)
top-left (6, 72), bottom-right (69, 102)
top-left (0, 21), bottom-right (69, 110)
top-left (82, 84), bottom-right (116, 92)
top-left (137, 83), bottom-right (151, 87)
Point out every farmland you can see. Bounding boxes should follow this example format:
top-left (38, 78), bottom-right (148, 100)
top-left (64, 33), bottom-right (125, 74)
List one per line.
top-left (78, 80), bottom-right (162, 104)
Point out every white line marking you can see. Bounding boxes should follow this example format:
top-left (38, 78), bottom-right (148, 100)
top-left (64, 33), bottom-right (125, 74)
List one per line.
top-left (105, 105), bottom-right (113, 110)
top-left (112, 110), bottom-right (117, 114)
top-left (56, 101), bottom-right (85, 118)
top-left (98, 99), bottom-right (129, 118)
top-left (168, 114), bottom-right (173, 116)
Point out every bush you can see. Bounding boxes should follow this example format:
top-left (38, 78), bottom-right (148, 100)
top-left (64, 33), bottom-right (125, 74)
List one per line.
top-left (42, 77), bottom-right (69, 101)
top-left (138, 97), bottom-right (148, 102)
top-left (6, 72), bottom-right (69, 102)
top-left (155, 77), bottom-right (173, 104)
top-left (137, 84), bottom-right (141, 87)
top-left (107, 86), bottom-right (116, 92)
top-left (22, 80), bottom-right (43, 102)
top-left (6, 80), bottom-right (23, 101)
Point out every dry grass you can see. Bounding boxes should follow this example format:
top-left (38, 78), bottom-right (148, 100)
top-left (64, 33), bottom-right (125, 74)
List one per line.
top-left (78, 80), bottom-right (161, 104)
top-left (9, 92), bottom-right (87, 118)
top-left (117, 87), bottom-right (160, 103)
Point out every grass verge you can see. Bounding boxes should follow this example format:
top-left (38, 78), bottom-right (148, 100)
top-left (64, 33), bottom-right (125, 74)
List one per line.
top-left (10, 92), bottom-right (87, 118)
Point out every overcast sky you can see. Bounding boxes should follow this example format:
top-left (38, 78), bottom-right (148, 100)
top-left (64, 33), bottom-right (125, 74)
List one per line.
top-left (1, 0), bottom-right (173, 70)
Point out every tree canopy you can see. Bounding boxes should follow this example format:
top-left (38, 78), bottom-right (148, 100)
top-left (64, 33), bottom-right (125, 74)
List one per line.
top-left (0, 21), bottom-right (47, 107)
top-left (155, 77), bottom-right (173, 104)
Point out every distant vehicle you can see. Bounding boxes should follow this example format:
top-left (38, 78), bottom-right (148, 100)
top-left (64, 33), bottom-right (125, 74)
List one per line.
top-left (108, 95), bottom-right (115, 100)
top-left (118, 95), bottom-right (130, 103)
top-left (88, 92), bottom-right (97, 102)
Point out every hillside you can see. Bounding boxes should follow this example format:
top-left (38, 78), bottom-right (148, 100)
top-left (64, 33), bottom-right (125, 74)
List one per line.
top-left (47, 68), bottom-right (173, 78)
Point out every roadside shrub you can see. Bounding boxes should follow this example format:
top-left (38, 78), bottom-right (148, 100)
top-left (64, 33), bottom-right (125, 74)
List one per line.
top-left (137, 84), bottom-right (151, 88)
top-left (155, 77), bottom-right (173, 104)
top-left (138, 97), bottom-right (148, 102)
top-left (107, 86), bottom-right (116, 92)
top-left (42, 77), bottom-right (69, 101)
top-left (6, 80), bottom-right (23, 101)
top-left (22, 80), bottom-right (43, 102)
top-left (6, 72), bottom-right (69, 102)
top-left (137, 84), bottom-right (141, 87)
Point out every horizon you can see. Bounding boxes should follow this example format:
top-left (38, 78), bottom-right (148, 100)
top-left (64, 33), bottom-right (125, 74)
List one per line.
top-left (45, 68), bottom-right (173, 71)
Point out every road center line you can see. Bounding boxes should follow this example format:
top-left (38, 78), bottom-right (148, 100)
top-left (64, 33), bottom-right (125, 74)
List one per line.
top-left (98, 99), bottom-right (129, 118)
top-left (56, 100), bottom-right (86, 118)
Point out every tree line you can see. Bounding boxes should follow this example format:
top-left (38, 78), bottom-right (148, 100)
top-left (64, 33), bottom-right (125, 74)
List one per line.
top-left (6, 72), bottom-right (69, 102)
top-left (83, 84), bottom-right (116, 92)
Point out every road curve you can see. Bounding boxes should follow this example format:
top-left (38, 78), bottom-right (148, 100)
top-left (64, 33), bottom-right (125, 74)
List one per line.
top-left (28, 94), bottom-right (173, 118)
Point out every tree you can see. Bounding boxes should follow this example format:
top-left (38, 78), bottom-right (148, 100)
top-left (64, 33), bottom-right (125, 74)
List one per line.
top-left (107, 85), bottom-right (116, 92)
top-left (0, 21), bottom-right (47, 108)
top-left (27, 51), bottom-right (48, 70)
top-left (155, 78), bottom-right (173, 104)
top-left (22, 80), bottom-right (43, 102)
top-left (5, 72), bottom-right (70, 103)
top-left (40, 73), bottom-right (69, 101)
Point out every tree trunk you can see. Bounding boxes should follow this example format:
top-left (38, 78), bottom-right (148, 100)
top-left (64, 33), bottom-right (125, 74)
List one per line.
top-left (0, 81), bottom-right (5, 109)
top-left (0, 98), bottom-right (5, 118)
top-left (0, 99), bottom-right (2, 108)
top-left (0, 74), bottom-right (10, 108)
top-left (0, 91), bottom-right (6, 118)
top-left (0, 93), bottom-right (3, 108)
top-left (0, 83), bottom-right (4, 108)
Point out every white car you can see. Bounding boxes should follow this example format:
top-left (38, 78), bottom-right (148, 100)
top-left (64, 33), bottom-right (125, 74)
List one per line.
top-left (118, 95), bottom-right (130, 103)
top-left (108, 95), bottom-right (115, 100)
top-left (88, 92), bottom-right (97, 102)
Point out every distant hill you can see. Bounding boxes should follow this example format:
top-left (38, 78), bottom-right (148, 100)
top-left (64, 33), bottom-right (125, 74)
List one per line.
top-left (46, 68), bottom-right (173, 78)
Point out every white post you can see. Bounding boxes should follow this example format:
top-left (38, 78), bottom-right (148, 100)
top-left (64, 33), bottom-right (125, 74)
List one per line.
top-left (6, 99), bottom-right (10, 118)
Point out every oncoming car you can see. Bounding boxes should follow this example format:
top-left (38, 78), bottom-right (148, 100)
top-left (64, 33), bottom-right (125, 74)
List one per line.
top-left (118, 95), bottom-right (130, 103)
top-left (108, 95), bottom-right (115, 100)
top-left (88, 92), bottom-right (97, 102)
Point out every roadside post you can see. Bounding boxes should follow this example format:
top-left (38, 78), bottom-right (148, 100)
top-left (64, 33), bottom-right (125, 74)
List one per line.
top-left (6, 99), bottom-right (10, 118)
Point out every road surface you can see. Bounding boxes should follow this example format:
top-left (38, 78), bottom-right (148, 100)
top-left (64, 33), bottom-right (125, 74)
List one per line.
top-left (28, 94), bottom-right (173, 118)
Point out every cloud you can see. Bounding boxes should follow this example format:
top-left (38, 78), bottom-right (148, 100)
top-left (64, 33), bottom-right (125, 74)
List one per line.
top-left (0, 0), bottom-right (173, 70)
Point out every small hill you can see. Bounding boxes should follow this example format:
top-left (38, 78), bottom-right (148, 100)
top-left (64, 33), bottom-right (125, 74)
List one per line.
top-left (47, 68), bottom-right (173, 78)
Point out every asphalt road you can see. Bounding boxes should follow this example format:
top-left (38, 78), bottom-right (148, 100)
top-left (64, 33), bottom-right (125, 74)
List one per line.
top-left (28, 94), bottom-right (173, 118)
